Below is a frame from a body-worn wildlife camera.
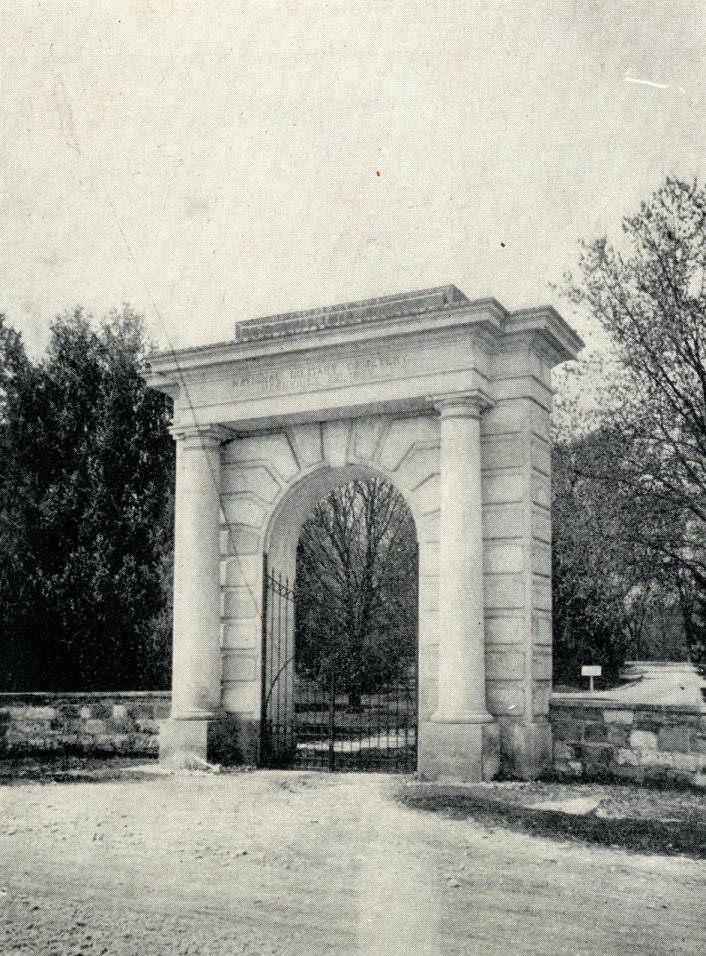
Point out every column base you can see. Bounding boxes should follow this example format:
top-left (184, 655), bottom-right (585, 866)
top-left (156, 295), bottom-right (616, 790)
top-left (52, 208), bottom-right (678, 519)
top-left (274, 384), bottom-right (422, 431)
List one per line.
top-left (159, 715), bottom-right (261, 769)
top-left (419, 719), bottom-right (500, 782)
top-left (499, 719), bottom-right (552, 779)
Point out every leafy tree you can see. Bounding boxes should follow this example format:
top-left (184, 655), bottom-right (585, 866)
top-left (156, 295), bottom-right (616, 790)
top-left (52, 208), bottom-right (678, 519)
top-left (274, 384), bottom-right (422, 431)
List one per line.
top-left (0, 314), bottom-right (29, 415)
top-left (295, 478), bottom-right (417, 703)
top-left (678, 575), bottom-right (706, 676)
top-left (0, 307), bottom-right (174, 690)
top-left (551, 426), bottom-right (683, 685)
top-left (562, 177), bottom-right (706, 672)
top-left (0, 315), bottom-right (35, 684)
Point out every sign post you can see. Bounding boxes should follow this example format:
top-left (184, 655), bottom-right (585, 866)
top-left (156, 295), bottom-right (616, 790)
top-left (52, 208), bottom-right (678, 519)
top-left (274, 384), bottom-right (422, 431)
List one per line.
top-left (581, 665), bottom-right (602, 692)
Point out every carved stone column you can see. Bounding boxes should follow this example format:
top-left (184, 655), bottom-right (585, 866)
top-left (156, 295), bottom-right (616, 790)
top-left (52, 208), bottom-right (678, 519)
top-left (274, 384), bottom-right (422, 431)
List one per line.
top-left (160, 425), bottom-right (225, 766)
top-left (424, 392), bottom-right (499, 781)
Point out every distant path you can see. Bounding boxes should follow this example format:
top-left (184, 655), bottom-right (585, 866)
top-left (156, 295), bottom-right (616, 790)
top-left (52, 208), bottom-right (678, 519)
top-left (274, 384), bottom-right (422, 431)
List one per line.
top-left (297, 731), bottom-right (414, 751)
top-left (0, 770), bottom-right (703, 955)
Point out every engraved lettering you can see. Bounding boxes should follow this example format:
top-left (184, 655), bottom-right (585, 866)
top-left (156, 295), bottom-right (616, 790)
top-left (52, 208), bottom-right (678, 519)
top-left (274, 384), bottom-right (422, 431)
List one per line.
top-left (233, 352), bottom-right (403, 398)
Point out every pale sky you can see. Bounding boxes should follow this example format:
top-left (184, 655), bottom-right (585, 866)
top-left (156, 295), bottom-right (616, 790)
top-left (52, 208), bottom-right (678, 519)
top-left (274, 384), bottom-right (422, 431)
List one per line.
top-left (1, 0), bottom-right (704, 357)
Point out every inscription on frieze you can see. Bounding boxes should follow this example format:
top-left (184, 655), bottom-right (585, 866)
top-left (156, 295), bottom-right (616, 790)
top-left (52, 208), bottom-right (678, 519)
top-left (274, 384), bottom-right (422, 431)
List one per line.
top-left (233, 352), bottom-right (404, 398)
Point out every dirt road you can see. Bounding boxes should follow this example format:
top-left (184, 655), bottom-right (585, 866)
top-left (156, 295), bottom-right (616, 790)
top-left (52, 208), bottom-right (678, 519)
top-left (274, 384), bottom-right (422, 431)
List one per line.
top-left (0, 770), bottom-right (703, 955)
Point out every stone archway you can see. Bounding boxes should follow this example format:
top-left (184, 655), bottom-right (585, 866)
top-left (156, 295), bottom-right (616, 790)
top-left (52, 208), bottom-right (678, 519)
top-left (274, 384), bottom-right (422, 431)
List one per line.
top-left (261, 466), bottom-right (419, 772)
top-left (222, 418), bottom-right (442, 774)
top-left (146, 285), bottom-right (582, 781)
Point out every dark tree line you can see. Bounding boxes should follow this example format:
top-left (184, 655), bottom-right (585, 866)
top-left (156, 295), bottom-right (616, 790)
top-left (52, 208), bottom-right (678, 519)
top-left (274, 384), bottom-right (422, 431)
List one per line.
top-left (0, 307), bottom-right (174, 690)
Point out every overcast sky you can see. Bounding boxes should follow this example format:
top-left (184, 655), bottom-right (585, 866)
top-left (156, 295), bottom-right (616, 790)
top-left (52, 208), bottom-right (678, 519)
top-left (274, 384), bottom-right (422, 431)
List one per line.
top-left (1, 1), bottom-right (704, 357)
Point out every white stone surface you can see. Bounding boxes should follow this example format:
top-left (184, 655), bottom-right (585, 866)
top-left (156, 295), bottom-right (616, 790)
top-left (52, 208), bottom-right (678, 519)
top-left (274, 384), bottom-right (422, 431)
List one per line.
top-left (434, 394), bottom-right (493, 725)
top-left (145, 286), bottom-right (582, 778)
top-left (170, 426), bottom-right (225, 719)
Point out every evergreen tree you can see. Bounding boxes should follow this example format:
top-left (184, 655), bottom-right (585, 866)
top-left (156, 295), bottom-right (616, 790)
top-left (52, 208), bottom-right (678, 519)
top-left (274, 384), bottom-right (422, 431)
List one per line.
top-left (0, 307), bottom-right (174, 690)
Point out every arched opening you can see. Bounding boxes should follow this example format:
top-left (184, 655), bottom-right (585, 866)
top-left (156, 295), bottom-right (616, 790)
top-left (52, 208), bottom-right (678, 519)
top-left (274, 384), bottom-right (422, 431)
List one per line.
top-left (260, 472), bottom-right (419, 772)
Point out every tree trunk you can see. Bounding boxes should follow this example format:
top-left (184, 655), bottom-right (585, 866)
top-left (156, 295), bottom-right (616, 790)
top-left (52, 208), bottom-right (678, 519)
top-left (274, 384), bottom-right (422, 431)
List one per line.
top-left (347, 688), bottom-right (363, 711)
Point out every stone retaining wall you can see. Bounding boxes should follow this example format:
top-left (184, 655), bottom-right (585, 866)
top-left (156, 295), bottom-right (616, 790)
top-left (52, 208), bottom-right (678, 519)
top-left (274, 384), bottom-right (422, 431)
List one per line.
top-left (7, 689), bottom-right (705, 783)
top-left (0, 692), bottom-right (171, 758)
top-left (550, 695), bottom-right (706, 787)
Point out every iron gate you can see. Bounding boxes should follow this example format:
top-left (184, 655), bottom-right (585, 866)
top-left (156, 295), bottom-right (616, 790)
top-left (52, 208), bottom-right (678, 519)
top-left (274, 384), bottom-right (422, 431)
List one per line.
top-left (260, 562), bottom-right (417, 772)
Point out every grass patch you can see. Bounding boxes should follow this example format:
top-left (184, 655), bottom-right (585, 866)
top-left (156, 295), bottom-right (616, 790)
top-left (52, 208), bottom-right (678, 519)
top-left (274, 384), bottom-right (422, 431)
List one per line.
top-left (0, 755), bottom-right (157, 785)
top-left (398, 783), bottom-right (706, 859)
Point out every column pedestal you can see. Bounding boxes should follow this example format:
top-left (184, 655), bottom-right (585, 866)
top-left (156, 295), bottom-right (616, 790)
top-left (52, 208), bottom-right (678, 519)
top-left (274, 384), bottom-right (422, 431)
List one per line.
top-left (421, 721), bottom-right (500, 783)
top-left (159, 714), bottom-right (259, 768)
top-left (500, 719), bottom-right (552, 779)
top-left (160, 718), bottom-right (213, 768)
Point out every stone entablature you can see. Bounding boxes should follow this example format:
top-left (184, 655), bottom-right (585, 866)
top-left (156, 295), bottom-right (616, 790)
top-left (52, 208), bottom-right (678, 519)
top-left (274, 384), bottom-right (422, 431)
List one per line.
top-left (145, 291), bottom-right (581, 435)
top-left (146, 286), bottom-right (582, 780)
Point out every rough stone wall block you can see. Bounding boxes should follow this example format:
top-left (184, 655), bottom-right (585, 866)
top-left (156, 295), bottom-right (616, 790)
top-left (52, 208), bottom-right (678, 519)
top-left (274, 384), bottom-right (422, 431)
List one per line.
top-left (550, 699), bottom-right (706, 787)
top-left (0, 693), bottom-right (171, 757)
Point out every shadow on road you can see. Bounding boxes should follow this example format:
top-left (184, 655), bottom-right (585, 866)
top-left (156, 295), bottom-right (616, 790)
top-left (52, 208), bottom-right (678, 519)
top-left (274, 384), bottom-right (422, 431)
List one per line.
top-left (398, 783), bottom-right (706, 859)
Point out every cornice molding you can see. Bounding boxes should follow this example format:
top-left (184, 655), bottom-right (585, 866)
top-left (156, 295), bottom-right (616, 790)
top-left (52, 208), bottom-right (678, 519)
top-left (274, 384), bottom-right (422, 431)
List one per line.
top-left (143, 297), bottom-right (509, 378)
top-left (234, 284), bottom-right (469, 342)
top-left (142, 290), bottom-right (583, 384)
top-left (144, 371), bottom-right (181, 400)
top-left (505, 306), bottom-right (584, 365)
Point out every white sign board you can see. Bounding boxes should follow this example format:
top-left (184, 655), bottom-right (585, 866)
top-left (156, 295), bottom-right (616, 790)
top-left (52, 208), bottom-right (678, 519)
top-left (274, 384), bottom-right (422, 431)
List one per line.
top-left (581, 665), bottom-right (602, 677)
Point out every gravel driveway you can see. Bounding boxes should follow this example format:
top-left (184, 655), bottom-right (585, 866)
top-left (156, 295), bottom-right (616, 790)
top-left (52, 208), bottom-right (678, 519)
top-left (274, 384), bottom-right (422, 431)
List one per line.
top-left (0, 769), bottom-right (703, 955)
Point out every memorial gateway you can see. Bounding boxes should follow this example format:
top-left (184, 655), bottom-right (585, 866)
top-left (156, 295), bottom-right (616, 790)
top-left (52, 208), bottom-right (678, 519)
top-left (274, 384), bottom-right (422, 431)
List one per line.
top-left (145, 286), bottom-right (582, 781)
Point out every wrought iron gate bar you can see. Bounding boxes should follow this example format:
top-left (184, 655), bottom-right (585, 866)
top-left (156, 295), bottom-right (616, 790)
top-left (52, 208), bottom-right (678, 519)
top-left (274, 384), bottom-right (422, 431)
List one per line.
top-left (260, 558), bottom-right (417, 773)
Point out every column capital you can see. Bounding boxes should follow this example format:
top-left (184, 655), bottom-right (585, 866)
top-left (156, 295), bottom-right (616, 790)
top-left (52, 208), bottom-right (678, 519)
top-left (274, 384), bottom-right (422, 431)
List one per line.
top-left (434, 390), bottom-right (494, 418)
top-left (169, 424), bottom-right (231, 447)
